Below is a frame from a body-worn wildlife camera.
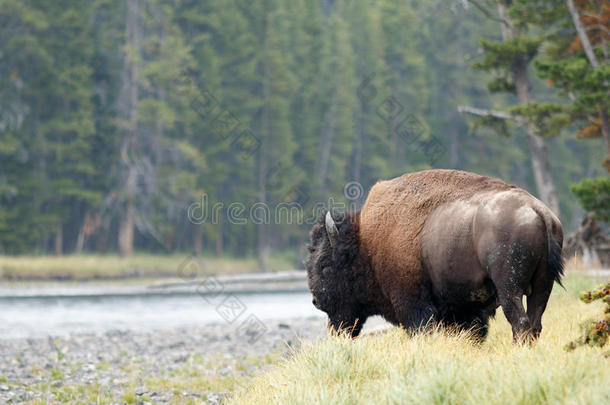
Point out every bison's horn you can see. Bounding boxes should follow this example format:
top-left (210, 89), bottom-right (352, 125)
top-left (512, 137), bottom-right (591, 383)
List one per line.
top-left (325, 211), bottom-right (338, 248)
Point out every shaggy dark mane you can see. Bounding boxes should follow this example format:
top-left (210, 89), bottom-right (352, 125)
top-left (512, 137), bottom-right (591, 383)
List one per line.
top-left (306, 210), bottom-right (360, 270)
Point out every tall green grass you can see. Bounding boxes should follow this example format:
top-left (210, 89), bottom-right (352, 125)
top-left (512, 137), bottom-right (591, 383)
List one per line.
top-left (230, 276), bottom-right (610, 405)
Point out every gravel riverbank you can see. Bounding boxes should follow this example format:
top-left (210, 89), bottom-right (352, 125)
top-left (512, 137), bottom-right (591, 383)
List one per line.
top-left (0, 317), bottom-right (327, 404)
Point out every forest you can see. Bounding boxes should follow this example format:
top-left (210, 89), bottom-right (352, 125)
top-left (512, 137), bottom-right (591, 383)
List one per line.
top-left (1, 0), bottom-right (608, 269)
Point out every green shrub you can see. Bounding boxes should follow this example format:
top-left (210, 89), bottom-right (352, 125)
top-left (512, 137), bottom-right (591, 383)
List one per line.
top-left (566, 282), bottom-right (609, 353)
top-left (571, 178), bottom-right (610, 222)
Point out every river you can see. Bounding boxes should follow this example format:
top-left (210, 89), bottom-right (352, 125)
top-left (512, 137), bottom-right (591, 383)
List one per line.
top-left (0, 291), bottom-right (323, 339)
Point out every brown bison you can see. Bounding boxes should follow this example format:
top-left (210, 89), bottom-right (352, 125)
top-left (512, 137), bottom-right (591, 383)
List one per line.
top-left (305, 169), bottom-right (564, 343)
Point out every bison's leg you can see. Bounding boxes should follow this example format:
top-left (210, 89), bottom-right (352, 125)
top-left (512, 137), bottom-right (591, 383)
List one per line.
top-left (390, 291), bottom-right (437, 332)
top-left (496, 292), bottom-right (532, 344)
top-left (489, 259), bottom-right (536, 343)
top-left (444, 314), bottom-right (489, 341)
top-left (464, 317), bottom-right (488, 342)
top-left (441, 303), bottom-right (496, 342)
top-left (462, 305), bottom-right (497, 342)
top-left (526, 272), bottom-right (554, 340)
top-left (487, 239), bottom-right (540, 343)
top-left (328, 315), bottom-right (366, 338)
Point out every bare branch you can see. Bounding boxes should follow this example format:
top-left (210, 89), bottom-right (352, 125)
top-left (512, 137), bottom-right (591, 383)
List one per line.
top-left (466, 0), bottom-right (512, 28)
top-left (581, 11), bottom-right (601, 19)
top-left (457, 105), bottom-right (523, 122)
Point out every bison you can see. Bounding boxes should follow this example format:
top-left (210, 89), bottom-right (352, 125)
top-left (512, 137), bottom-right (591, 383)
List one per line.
top-left (305, 169), bottom-right (564, 343)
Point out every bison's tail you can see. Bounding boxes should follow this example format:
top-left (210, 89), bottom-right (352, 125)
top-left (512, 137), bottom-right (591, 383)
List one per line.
top-left (548, 236), bottom-right (564, 288)
top-left (537, 208), bottom-right (564, 288)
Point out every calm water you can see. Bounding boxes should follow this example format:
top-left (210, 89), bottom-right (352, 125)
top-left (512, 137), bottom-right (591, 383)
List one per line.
top-left (0, 291), bottom-right (324, 339)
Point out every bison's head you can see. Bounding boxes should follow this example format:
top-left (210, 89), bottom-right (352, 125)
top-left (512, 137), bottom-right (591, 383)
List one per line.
top-left (305, 209), bottom-right (364, 337)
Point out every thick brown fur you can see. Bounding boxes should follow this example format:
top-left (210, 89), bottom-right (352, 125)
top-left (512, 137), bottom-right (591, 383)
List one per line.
top-left (306, 169), bottom-right (564, 342)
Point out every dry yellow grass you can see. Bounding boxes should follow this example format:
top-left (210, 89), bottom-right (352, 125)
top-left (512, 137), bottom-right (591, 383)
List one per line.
top-left (0, 253), bottom-right (297, 280)
top-left (563, 254), bottom-right (591, 273)
top-left (230, 275), bottom-right (610, 405)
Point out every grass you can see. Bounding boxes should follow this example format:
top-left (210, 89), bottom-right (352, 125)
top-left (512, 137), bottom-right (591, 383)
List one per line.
top-left (229, 275), bottom-right (610, 405)
top-left (0, 251), bottom-right (298, 281)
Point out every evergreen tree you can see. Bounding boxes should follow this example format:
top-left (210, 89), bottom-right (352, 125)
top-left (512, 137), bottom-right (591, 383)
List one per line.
top-left (0, 0), bottom-right (605, 257)
top-left (514, 0), bottom-right (609, 171)
top-left (0, 0), bottom-right (98, 254)
top-left (461, 0), bottom-right (561, 215)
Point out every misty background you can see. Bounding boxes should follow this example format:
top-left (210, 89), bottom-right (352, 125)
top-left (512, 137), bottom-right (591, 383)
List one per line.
top-left (1, 0), bottom-right (607, 269)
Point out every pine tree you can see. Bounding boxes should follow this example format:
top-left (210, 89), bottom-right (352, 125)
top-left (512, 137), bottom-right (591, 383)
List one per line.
top-left (0, 0), bottom-right (98, 254)
top-left (344, 1), bottom-right (388, 190)
top-left (515, 0), bottom-right (609, 171)
top-left (247, 0), bottom-right (297, 269)
top-left (462, 0), bottom-right (561, 215)
top-left (0, 0), bottom-right (605, 256)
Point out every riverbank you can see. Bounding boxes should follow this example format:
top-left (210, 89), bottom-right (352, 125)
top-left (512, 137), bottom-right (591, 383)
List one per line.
top-left (0, 317), bottom-right (327, 404)
top-left (0, 271), bottom-right (308, 299)
top-left (2, 275), bottom-right (605, 404)
top-left (0, 254), bottom-right (298, 281)
top-left (1, 270), bottom-right (607, 404)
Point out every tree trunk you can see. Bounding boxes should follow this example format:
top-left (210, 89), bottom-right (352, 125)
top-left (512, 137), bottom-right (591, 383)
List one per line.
top-left (513, 65), bottom-right (561, 215)
top-left (353, 102), bottom-right (364, 184)
top-left (193, 225), bottom-right (203, 258)
top-left (257, 144), bottom-right (268, 270)
top-left (118, 199), bottom-right (134, 257)
top-left (97, 215), bottom-right (111, 253)
top-left (317, 89), bottom-right (338, 191)
top-left (75, 227), bottom-right (85, 254)
top-left (448, 122), bottom-right (460, 169)
top-left (564, 212), bottom-right (610, 267)
top-left (565, 0), bottom-right (610, 170)
top-left (54, 224), bottom-right (63, 256)
top-left (215, 221), bottom-right (224, 257)
top-left (74, 212), bottom-right (88, 254)
top-left (390, 114), bottom-right (398, 166)
top-left (565, 0), bottom-right (599, 68)
top-left (497, 2), bottom-right (560, 215)
top-left (599, 108), bottom-right (610, 170)
top-left (118, 0), bottom-right (140, 258)
top-left (257, 49), bottom-right (271, 271)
